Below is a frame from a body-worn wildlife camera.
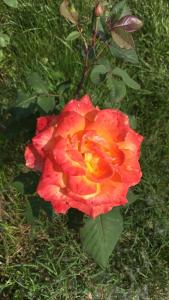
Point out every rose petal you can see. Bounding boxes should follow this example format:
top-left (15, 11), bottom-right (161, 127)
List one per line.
top-left (84, 150), bottom-right (113, 182)
top-left (37, 178), bottom-right (70, 213)
top-left (67, 175), bottom-right (97, 195)
top-left (36, 116), bottom-right (58, 134)
top-left (63, 94), bottom-right (97, 116)
top-left (56, 111), bottom-right (85, 138)
top-left (87, 109), bottom-right (129, 143)
top-left (37, 159), bottom-right (70, 213)
top-left (53, 137), bottom-right (86, 176)
top-left (32, 127), bottom-right (54, 158)
top-left (25, 144), bottom-right (43, 171)
top-left (118, 149), bottom-right (142, 185)
top-left (119, 128), bottom-right (144, 157)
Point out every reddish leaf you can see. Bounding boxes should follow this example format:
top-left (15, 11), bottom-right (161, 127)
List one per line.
top-left (112, 15), bottom-right (143, 33)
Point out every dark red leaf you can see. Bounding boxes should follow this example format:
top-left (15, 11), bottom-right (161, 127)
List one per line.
top-left (112, 15), bottom-right (143, 33)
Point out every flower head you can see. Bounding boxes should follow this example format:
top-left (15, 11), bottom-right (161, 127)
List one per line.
top-left (25, 95), bottom-right (143, 218)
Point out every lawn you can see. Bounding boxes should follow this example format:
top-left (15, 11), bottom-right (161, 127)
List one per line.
top-left (0, 0), bottom-right (169, 299)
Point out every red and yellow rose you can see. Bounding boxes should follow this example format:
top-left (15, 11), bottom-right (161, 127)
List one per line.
top-left (25, 95), bottom-right (143, 218)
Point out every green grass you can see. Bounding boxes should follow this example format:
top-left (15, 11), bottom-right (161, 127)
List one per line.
top-left (0, 0), bottom-right (169, 299)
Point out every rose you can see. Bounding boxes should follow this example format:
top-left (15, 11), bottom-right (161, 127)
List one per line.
top-left (25, 95), bottom-right (143, 218)
top-left (95, 4), bottom-right (104, 17)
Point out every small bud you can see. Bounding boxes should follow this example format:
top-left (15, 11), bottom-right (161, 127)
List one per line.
top-left (95, 4), bottom-right (104, 17)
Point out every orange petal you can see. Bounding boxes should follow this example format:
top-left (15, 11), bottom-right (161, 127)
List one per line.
top-left (24, 144), bottom-right (44, 171)
top-left (63, 94), bottom-right (97, 116)
top-left (53, 137), bottom-right (86, 176)
top-left (84, 150), bottom-right (113, 182)
top-left (37, 159), bottom-right (70, 213)
top-left (87, 109), bottom-right (129, 143)
top-left (32, 127), bottom-right (54, 158)
top-left (37, 179), bottom-right (70, 213)
top-left (40, 158), bottom-right (65, 188)
top-left (118, 128), bottom-right (143, 157)
top-left (92, 181), bottom-right (128, 206)
top-left (36, 116), bottom-right (58, 134)
top-left (80, 130), bottom-right (107, 153)
top-left (118, 149), bottom-right (142, 186)
top-left (67, 175), bottom-right (97, 195)
top-left (55, 111), bottom-right (85, 138)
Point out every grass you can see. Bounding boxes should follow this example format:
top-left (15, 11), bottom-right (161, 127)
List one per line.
top-left (0, 0), bottom-right (169, 299)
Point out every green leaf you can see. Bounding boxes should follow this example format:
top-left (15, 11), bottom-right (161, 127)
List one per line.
top-left (15, 90), bottom-right (36, 108)
top-left (66, 31), bottom-right (80, 41)
top-left (80, 208), bottom-right (123, 268)
top-left (126, 190), bottom-right (138, 206)
top-left (57, 80), bottom-right (71, 95)
top-left (111, 28), bottom-right (135, 49)
top-left (0, 33), bottom-right (10, 48)
top-left (97, 16), bottom-right (107, 33)
top-left (27, 72), bottom-right (48, 94)
top-left (112, 67), bottom-right (140, 89)
top-left (3, 0), bottom-right (18, 8)
top-left (110, 41), bottom-right (139, 64)
top-left (97, 57), bottom-right (111, 72)
top-left (90, 65), bottom-right (108, 84)
top-left (112, 0), bottom-right (131, 20)
top-left (129, 115), bottom-right (137, 129)
top-left (107, 78), bottom-right (126, 101)
top-left (37, 95), bottom-right (55, 113)
top-left (12, 181), bottom-right (24, 194)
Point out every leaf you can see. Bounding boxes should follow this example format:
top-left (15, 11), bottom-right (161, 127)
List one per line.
top-left (97, 16), bottom-right (107, 33)
top-left (27, 72), bottom-right (48, 94)
top-left (111, 28), bottom-right (135, 49)
top-left (3, 0), bottom-right (18, 8)
top-left (126, 190), bottom-right (138, 206)
top-left (112, 0), bottom-right (131, 20)
top-left (80, 208), bottom-right (123, 268)
top-left (57, 80), bottom-right (71, 95)
top-left (112, 15), bottom-right (143, 33)
top-left (90, 65), bottom-right (108, 84)
top-left (60, 0), bottom-right (78, 25)
top-left (15, 90), bottom-right (36, 108)
top-left (112, 67), bottom-right (140, 89)
top-left (66, 31), bottom-right (80, 41)
top-left (107, 79), bottom-right (126, 101)
top-left (109, 41), bottom-right (139, 64)
top-left (0, 33), bottom-right (10, 48)
top-left (97, 57), bottom-right (111, 72)
top-left (12, 181), bottom-right (24, 194)
top-left (37, 95), bottom-right (55, 113)
top-left (129, 115), bottom-right (137, 129)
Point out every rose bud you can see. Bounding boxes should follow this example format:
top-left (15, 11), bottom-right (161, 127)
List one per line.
top-left (95, 3), bottom-right (104, 17)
